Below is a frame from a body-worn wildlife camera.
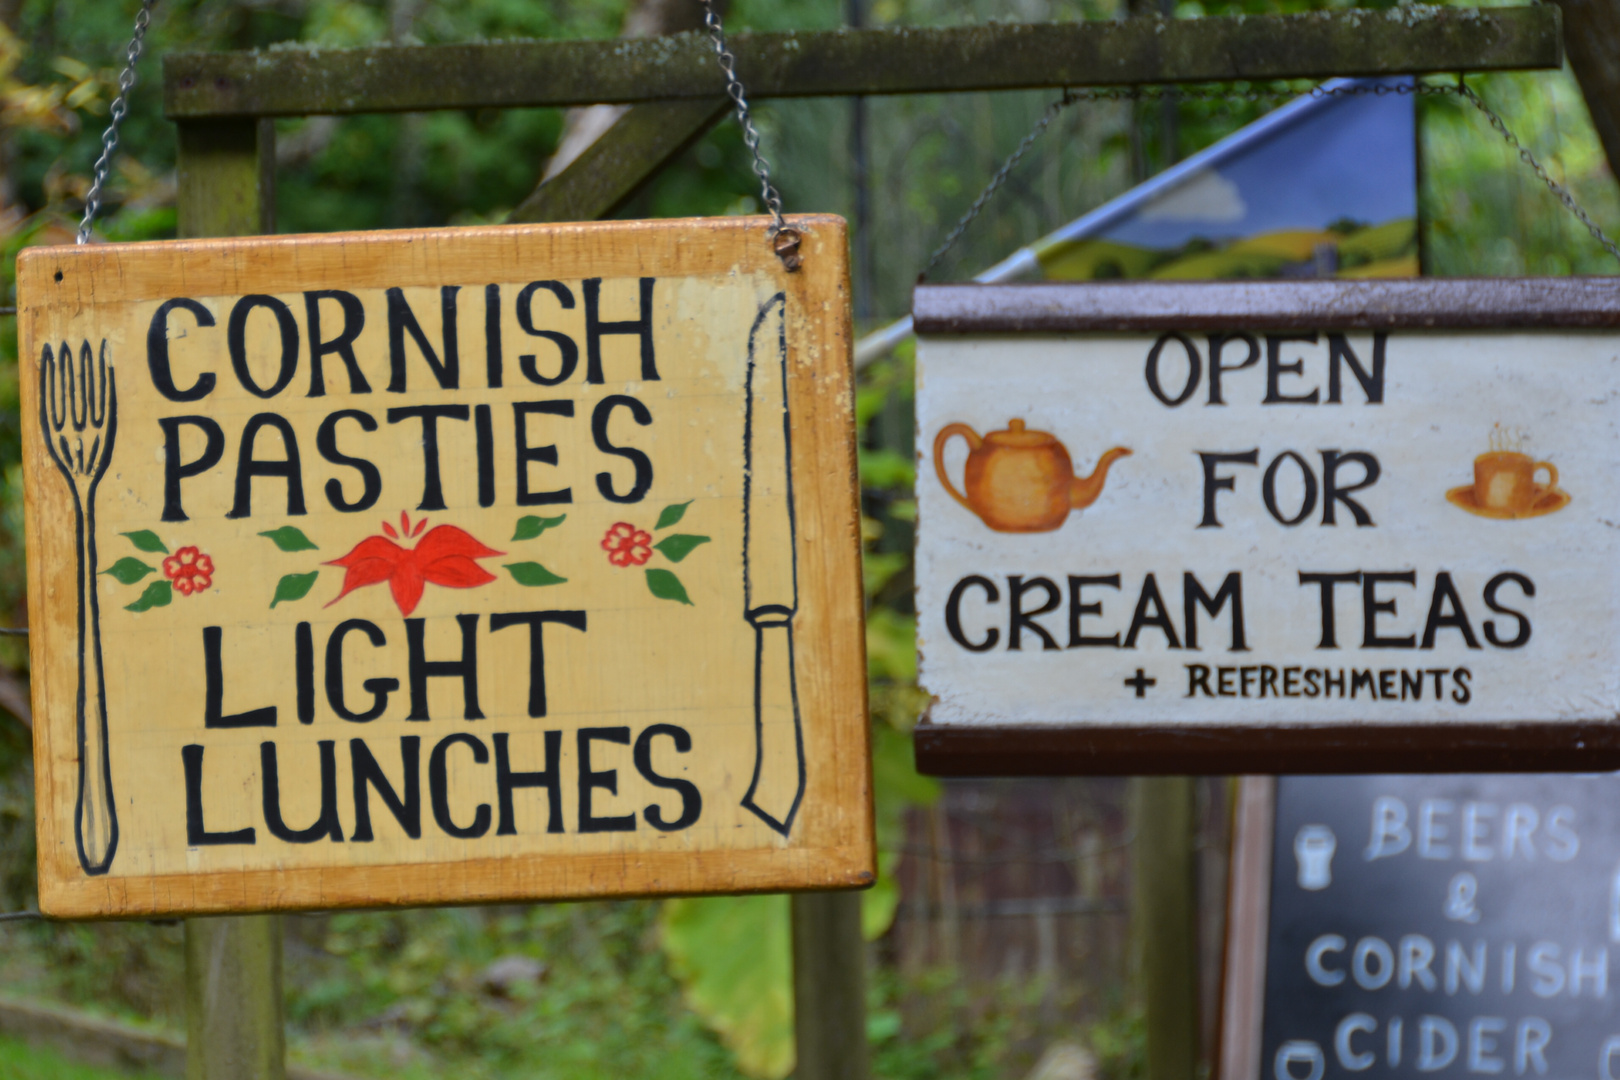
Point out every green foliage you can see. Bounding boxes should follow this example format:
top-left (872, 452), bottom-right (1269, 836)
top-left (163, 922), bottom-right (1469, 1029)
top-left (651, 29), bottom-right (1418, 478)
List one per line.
top-left (0, 718), bottom-right (35, 912)
top-left (660, 895), bottom-right (794, 1079)
top-left (277, 903), bottom-right (742, 1080)
top-left (1423, 69), bottom-right (1620, 276)
top-left (0, 1035), bottom-right (164, 1080)
top-left (866, 721), bottom-right (940, 937)
top-left (1087, 1000), bottom-right (1148, 1080)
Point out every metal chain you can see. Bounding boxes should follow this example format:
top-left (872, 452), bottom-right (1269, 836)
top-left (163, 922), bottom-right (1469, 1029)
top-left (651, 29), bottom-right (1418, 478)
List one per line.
top-left (923, 78), bottom-right (1620, 277)
top-left (1455, 80), bottom-right (1620, 265)
top-left (76, 0), bottom-right (156, 245)
top-left (921, 90), bottom-right (1077, 280)
top-left (698, 0), bottom-right (786, 239)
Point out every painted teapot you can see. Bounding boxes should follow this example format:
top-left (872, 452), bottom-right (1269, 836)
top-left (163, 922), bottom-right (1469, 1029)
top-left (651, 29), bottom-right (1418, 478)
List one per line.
top-left (933, 419), bottom-right (1130, 533)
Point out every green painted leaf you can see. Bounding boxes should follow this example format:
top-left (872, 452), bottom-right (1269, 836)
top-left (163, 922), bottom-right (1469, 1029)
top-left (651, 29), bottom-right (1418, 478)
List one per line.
top-left (100, 557), bottom-right (154, 585)
top-left (655, 501), bottom-right (692, 529)
top-left (270, 571), bottom-right (320, 608)
top-left (258, 526), bottom-right (318, 552)
top-left (125, 580), bottom-right (172, 613)
top-left (660, 894), bottom-right (794, 1079)
top-left (645, 568), bottom-right (692, 605)
top-left (512, 514), bottom-right (566, 541)
top-left (505, 562), bottom-right (567, 587)
top-left (121, 530), bottom-right (167, 554)
top-left (653, 533), bottom-right (710, 563)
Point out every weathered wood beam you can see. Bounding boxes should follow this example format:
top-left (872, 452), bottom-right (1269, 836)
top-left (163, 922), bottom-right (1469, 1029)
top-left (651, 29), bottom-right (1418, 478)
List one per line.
top-left (508, 98), bottom-right (728, 224)
top-left (164, 7), bottom-right (1560, 120)
top-left (175, 117), bottom-right (286, 1080)
top-left (1547, 0), bottom-right (1620, 180)
top-left (1130, 777), bottom-right (1199, 1080)
top-left (176, 119), bottom-right (274, 237)
top-left (791, 892), bottom-right (871, 1080)
top-left (185, 915), bottom-right (285, 1080)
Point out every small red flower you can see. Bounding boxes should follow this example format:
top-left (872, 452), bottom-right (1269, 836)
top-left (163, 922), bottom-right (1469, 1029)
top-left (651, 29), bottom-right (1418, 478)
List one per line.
top-left (326, 511), bottom-right (503, 617)
top-left (601, 523), bottom-right (652, 567)
top-left (162, 546), bottom-right (214, 596)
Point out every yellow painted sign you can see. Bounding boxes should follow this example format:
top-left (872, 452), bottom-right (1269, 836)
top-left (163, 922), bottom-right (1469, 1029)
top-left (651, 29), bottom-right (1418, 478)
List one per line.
top-left (17, 217), bottom-right (872, 918)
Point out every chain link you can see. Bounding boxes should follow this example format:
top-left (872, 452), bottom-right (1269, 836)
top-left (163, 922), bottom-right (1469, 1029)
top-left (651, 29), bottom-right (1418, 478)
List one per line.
top-left (1454, 81), bottom-right (1620, 265)
top-left (699, 0), bottom-right (787, 239)
top-left (76, 0), bottom-right (155, 245)
top-left (921, 90), bottom-right (1078, 280)
top-left (923, 78), bottom-right (1620, 277)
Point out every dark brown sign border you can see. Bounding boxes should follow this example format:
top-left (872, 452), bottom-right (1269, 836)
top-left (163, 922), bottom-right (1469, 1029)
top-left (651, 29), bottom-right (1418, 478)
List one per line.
top-left (912, 279), bottom-right (1620, 777)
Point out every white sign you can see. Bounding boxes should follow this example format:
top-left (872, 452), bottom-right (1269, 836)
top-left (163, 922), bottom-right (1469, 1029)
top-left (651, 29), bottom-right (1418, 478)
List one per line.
top-left (917, 321), bottom-right (1620, 737)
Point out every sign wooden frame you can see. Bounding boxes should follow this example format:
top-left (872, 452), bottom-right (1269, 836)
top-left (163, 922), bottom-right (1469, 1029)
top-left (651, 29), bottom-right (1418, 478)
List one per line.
top-left (1217, 776), bottom-right (1276, 1080)
top-left (18, 216), bottom-right (873, 918)
top-left (912, 279), bottom-right (1620, 777)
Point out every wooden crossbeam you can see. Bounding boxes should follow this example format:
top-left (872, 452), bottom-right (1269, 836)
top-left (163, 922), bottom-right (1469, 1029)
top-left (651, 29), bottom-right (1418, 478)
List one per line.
top-left (508, 98), bottom-right (728, 224)
top-left (163, 7), bottom-right (1560, 120)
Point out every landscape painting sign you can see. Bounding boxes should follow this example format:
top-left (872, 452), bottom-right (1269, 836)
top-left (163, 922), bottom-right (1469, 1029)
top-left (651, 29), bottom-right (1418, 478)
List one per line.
top-left (17, 217), bottom-right (872, 918)
top-left (912, 279), bottom-right (1620, 774)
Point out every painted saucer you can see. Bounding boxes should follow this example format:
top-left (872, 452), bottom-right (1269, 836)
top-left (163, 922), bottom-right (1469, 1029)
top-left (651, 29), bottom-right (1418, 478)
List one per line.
top-left (1445, 485), bottom-right (1571, 520)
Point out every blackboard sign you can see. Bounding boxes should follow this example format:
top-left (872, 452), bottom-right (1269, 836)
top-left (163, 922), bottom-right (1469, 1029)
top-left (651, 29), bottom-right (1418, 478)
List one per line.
top-left (1227, 774), bottom-right (1620, 1080)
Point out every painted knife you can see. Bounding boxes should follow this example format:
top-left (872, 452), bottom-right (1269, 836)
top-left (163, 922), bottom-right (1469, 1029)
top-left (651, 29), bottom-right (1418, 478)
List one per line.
top-left (740, 292), bottom-right (805, 837)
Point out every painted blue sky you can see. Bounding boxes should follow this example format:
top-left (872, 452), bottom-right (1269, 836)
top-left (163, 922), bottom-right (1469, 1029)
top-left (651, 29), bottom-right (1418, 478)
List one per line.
top-left (1101, 87), bottom-right (1416, 250)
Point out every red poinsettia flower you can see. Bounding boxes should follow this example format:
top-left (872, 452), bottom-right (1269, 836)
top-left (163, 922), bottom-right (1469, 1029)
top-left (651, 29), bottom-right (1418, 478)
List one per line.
top-left (162, 546), bottom-right (214, 595)
top-left (601, 522), bottom-right (652, 567)
top-left (326, 511), bottom-right (504, 616)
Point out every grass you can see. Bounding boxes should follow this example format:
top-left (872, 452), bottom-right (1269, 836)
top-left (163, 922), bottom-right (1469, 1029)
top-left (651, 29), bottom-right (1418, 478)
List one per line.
top-left (0, 1035), bottom-right (162, 1080)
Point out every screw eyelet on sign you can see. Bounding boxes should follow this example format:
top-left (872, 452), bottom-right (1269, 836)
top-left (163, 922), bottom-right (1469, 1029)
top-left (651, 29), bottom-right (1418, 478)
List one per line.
top-left (773, 228), bottom-right (803, 273)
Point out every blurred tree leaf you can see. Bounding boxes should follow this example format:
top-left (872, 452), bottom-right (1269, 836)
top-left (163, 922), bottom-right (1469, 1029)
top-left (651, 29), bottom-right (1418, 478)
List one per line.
top-left (866, 606), bottom-right (916, 684)
top-left (858, 447), bottom-right (915, 491)
top-left (660, 894), bottom-right (794, 1079)
top-left (867, 720), bottom-right (939, 938)
top-left (862, 549), bottom-right (907, 596)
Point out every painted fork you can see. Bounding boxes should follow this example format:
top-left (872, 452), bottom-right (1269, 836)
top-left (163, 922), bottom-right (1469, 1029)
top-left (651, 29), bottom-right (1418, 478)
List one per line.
top-left (41, 340), bottom-right (118, 875)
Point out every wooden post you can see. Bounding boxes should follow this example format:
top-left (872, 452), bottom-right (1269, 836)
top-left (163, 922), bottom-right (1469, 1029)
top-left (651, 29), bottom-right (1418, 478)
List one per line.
top-left (1547, 0), bottom-right (1620, 182)
top-left (791, 891), bottom-right (870, 1080)
top-left (184, 916), bottom-right (285, 1080)
top-left (175, 115), bottom-right (284, 1080)
top-left (1130, 776), bottom-right (1198, 1080)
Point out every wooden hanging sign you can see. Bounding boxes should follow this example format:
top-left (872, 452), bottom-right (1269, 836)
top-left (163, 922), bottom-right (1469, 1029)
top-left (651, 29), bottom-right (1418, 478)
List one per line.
top-left (911, 279), bottom-right (1620, 776)
top-left (17, 216), bottom-right (872, 918)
